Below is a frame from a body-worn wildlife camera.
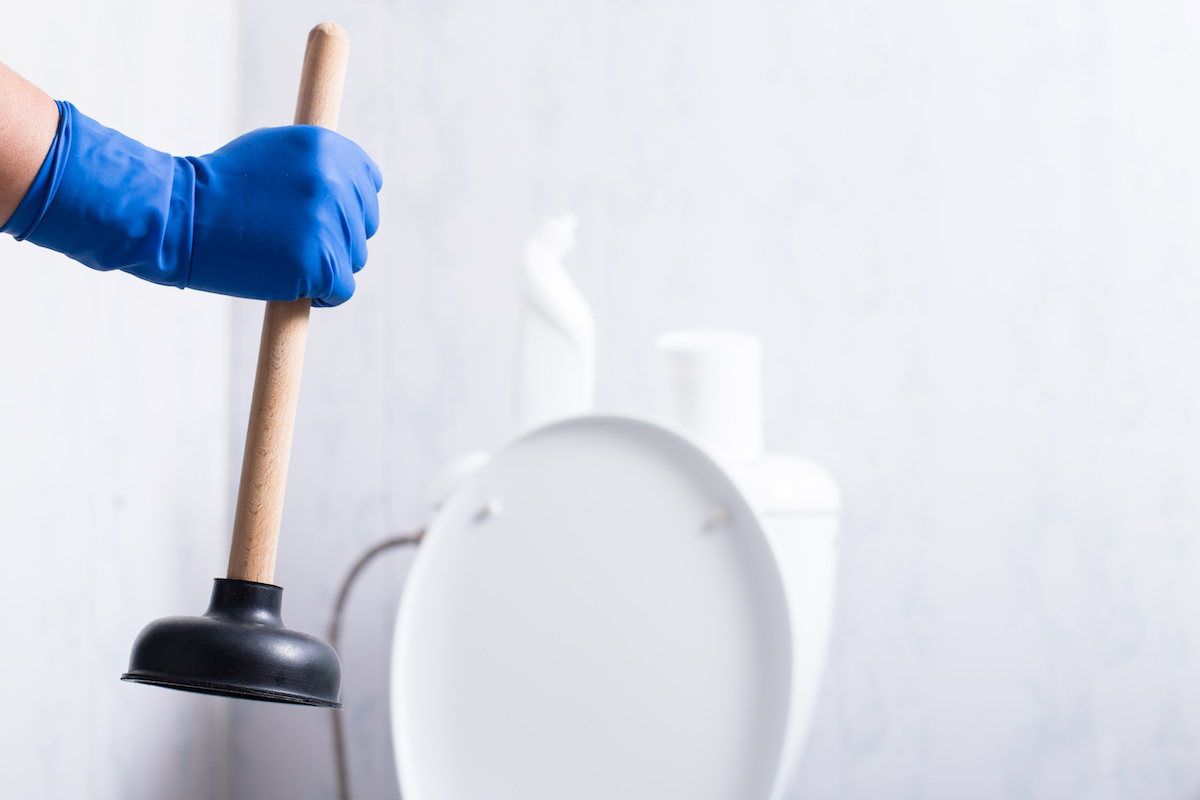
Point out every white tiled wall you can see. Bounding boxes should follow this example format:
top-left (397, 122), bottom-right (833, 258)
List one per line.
top-left (0, 2), bottom-right (236, 798)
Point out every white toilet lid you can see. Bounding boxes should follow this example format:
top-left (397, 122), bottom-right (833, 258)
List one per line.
top-left (391, 415), bottom-right (792, 800)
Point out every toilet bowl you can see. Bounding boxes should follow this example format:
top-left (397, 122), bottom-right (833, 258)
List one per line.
top-left (389, 413), bottom-right (839, 800)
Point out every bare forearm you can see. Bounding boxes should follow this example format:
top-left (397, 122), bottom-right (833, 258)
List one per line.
top-left (0, 61), bottom-right (59, 226)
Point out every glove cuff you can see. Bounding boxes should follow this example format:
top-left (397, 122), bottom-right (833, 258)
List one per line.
top-left (7, 101), bottom-right (195, 289)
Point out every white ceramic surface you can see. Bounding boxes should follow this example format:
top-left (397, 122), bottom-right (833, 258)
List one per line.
top-left (392, 415), bottom-right (792, 800)
top-left (737, 455), bottom-right (842, 797)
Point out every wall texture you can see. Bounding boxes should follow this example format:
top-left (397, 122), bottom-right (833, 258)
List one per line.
top-left (0, 2), bottom-right (237, 798)
top-left (226, 0), bottom-right (1200, 799)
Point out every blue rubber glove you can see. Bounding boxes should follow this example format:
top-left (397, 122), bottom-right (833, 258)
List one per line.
top-left (2, 101), bottom-right (382, 307)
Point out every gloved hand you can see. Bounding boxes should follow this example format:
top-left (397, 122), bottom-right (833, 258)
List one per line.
top-left (1, 101), bottom-right (382, 307)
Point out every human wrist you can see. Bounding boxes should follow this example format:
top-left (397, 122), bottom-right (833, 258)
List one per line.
top-left (1, 99), bottom-right (67, 238)
top-left (7, 101), bottom-right (194, 288)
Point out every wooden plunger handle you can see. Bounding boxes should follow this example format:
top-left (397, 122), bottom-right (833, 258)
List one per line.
top-left (227, 22), bottom-right (350, 584)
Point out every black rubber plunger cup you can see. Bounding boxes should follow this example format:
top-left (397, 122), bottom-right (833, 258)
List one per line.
top-left (122, 22), bottom-right (350, 708)
top-left (122, 579), bottom-right (341, 707)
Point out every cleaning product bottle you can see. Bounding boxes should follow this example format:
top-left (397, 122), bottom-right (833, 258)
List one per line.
top-left (427, 214), bottom-right (596, 511)
top-left (514, 213), bottom-right (595, 432)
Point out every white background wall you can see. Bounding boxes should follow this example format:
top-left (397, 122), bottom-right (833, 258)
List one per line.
top-left (7, 0), bottom-right (1200, 799)
top-left (234, 1), bottom-right (1200, 799)
top-left (0, 1), bottom-right (238, 799)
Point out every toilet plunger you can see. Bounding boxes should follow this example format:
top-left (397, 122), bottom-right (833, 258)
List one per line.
top-left (121, 22), bottom-right (350, 708)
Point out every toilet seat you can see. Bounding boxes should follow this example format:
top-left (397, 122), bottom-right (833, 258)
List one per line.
top-left (391, 415), bottom-right (794, 800)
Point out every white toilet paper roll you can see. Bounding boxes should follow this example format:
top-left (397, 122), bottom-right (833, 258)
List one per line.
top-left (656, 329), bottom-right (763, 466)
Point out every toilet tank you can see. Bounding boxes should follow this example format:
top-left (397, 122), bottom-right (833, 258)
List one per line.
top-left (735, 454), bottom-right (840, 798)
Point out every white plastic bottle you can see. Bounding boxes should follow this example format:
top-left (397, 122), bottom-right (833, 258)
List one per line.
top-left (428, 214), bottom-right (595, 510)
top-left (514, 214), bottom-right (595, 432)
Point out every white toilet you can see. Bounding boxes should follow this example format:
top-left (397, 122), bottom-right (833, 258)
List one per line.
top-left (388, 413), bottom-right (839, 800)
top-left (387, 221), bottom-right (839, 799)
